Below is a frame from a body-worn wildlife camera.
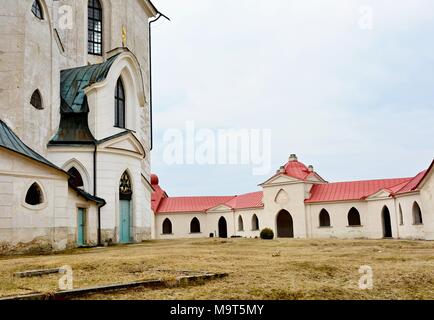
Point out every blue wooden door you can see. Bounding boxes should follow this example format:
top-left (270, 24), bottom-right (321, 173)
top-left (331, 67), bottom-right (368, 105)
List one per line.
top-left (77, 208), bottom-right (86, 246)
top-left (120, 200), bottom-right (131, 243)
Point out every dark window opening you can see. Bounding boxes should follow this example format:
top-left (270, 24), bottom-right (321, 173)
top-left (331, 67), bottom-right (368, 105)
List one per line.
top-left (68, 167), bottom-right (84, 189)
top-left (119, 171), bottom-right (132, 201)
top-left (413, 202), bottom-right (423, 225)
top-left (348, 207), bottom-right (361, 226)
top-left (190, 218), bottom-right (201, 233)
top-left (252, 214), bottom-right (259, 230)
top-left (88, 0), bottom-right (103, 55)
top-left (115, 78), bottom-right (126, 128)
top-left (162, 218), bottom-right (172, 235)
top-left (31, 90), bottom-right (43, 110)
top-left (319, 209), bottom-right (331, 227)
top-left (32, 1), bottom-right (43, 19)
top-left (238, 216), bottom-right (244, 231)
top-left (25, 183), bottom-right (44, 206)
top-left (399, 204), bottom-right (404, 225)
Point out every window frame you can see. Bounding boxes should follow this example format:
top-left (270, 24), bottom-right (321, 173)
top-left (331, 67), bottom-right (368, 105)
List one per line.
top-left (114, 77), bottom-right (126, 128)
top-left (88, 0), bottom-right (103, 56)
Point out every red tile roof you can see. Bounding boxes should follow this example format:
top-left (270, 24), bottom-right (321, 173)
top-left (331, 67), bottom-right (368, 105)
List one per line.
top-left (152, 159), bottom-right (433, 211)
top-left (394, 169), bottom-right (428, 194)
top-left (224, 191), bottom-right (264, 210)
top-left (157, 196), bottom-right (235, 213)
top-left (305, 178), bottom-right (411, 203)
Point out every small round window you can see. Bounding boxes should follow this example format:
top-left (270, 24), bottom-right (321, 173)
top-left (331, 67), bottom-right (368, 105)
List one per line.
top-left (30, 90), bottom-right (43, 110)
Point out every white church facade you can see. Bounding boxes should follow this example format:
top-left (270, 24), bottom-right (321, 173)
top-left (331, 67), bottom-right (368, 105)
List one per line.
top-left (152, 155), bottom-right (434, 241)
top-left (0, 0), bottom-right (160, 253)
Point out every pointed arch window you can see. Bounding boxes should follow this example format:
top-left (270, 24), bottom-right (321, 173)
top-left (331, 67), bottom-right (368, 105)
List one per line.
top-left (319, 209), bottom-right (331, 227)
top-left (190, 218), bottom-right (201, 234)
top-left (119, 171), bottom-right (132, 200)
top-left (115, 78), bottom-right (126, 128)
top-left (31, 90), bottom-right (43, 110)
top-left (88, 0), bottom-right (103, 55)
top-left (399, 204), bottom-right (404, 225)
top-left (252, 214), bottom-right (259, 231)
top-left (348, 207), bottom-right (361, 226)
top-left (162, 218), bottom-right (172, 235)
top-left (412, 202), bottom-right (423, 225)
top-left (32, 1), bottom-right (44, 20)
top-left (238, 216), bottom-right (244, 232)
top-left (68, 167), bottom-right (84, 189)
top-left (25, 183), bottom-right (44, 206)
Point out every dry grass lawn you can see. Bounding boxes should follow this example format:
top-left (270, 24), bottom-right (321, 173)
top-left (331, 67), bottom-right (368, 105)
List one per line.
top-left (0, 238), bottom-right (434, 300)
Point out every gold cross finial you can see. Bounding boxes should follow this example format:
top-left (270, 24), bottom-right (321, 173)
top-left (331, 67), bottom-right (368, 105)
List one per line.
top-left (122, 25), bottom-right (127, 47)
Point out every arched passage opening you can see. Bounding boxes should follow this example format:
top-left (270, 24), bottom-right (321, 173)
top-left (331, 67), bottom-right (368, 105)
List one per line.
top-left (276, 210), bottom-right (294, 238)
top-left (218, 217), bottom-right (228, 238)
top-left (382, 206), bottom-right (392, 238)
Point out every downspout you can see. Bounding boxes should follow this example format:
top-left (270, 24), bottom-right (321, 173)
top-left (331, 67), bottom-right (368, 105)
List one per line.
top-left (148, 12), bottom-right (170, 151)
top-left (93, 142), bottom-right (103, 246)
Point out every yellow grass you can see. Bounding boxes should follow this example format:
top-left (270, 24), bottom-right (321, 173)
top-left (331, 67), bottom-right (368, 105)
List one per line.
top-left (0, 238), bottom-right (434, 300)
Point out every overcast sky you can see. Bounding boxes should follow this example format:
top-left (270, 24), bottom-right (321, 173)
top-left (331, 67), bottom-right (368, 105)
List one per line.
top-left (150, 0), bottom-right (434, 196)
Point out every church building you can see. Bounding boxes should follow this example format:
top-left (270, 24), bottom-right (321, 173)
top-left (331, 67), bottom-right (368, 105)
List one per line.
top-left (0, 0), bottom-right (160, 252)
top-left (152, 155), bottom-right (434, 241)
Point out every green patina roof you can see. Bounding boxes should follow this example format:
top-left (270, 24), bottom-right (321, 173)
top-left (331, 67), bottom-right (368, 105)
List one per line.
top-left (60, 54), bottom-right (119, 113)
top-left (0, 119), bottom-right (64, 172)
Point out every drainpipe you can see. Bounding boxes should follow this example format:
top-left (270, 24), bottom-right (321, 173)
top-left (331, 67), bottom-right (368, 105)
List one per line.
top-left (148, 12), bottom-right (170, 151)
top-left (93, 142), bottom-right (103, 246)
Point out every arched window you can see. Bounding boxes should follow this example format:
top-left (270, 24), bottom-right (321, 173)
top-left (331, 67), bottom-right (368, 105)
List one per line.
top-left (162, 218), bottom-right (172, 235)
top-left (88, 0), bottom-right (103, 55)
top-left (252, 214), bottom-right (259, 231)
top-left (114, 78), bottom-right (126, 128)
top-left (319, 209), bottom-right (331, 227)
top-left (190, 218), bottom-right (201, 233)
top-left (25, 183), bottom-right (44, 206)
top-left (32, 1), bottom-right (44, 20)
top-left (68, 167), bottom-right (84, 189)
top-left (399, 204), bottom-right (404, 225)
top-left (119, 171), bottom-right (132, 200)
top-left (30, 90), bottom-right (43, 110)
top-left (412, 202), bottom-right (423, 225)
top-left (238, 216), bottom-right (244, 231)
top-left (348, 207), bottom-right (361, 226)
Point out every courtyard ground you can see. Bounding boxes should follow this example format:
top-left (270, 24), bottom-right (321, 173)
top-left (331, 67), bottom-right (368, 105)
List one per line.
top-left (0, 238), bottom-right (433, 300)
